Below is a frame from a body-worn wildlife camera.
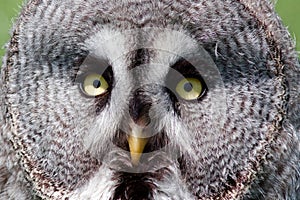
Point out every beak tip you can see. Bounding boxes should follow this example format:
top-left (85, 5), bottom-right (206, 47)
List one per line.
top-left (127, 135), bottom-right (149, 165)
top-left (130, 153), bottom-right (142, 166)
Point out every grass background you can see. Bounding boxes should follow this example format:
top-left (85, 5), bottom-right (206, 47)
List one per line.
top-left (0, 0), bottom-right (299, 60)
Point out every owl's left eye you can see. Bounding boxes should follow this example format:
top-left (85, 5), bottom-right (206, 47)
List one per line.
top-left (166, 58), bottom-right (208, 102)
top-left (176, 77), bottom-right (204, 100)
top-left (81, 73), bottom-right (109, 96)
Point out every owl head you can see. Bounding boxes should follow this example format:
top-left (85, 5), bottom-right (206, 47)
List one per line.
top-left (0, 0), bottom-right (299, 199)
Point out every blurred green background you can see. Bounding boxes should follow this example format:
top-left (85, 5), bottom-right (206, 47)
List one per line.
top-left (0, 0), bottom-right (299, 60)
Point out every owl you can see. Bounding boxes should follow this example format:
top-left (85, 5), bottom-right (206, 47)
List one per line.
top-left (0, 0), bottom-right (299, 199)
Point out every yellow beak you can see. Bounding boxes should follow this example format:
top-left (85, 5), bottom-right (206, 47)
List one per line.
top-left (127, 135), bottom-right (149, 165)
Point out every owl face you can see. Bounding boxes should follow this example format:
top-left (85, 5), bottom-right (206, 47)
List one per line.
top-left (78, 27), bottom-right (227, 166)
top-left (1, 0), bottom-right (299, 199)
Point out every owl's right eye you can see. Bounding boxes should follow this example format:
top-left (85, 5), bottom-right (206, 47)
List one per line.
top-left (81, 73), bottom-right (109, 96)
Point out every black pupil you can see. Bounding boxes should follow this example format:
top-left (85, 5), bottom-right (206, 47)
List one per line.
top-left (93, 80), bottom-right (101, 88)
top-left (184, 82), bottom-right (193, 92)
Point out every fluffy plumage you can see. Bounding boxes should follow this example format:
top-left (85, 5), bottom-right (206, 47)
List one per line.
top-left (0, 0), bottom-right (299, 199)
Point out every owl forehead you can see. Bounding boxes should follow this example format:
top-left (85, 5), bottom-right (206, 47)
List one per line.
top-left (84, 27), bottom-right (201, 77)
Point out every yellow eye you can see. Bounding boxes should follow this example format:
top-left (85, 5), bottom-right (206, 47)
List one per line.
top-left (176, 78), bottom-right (203, 100)
top-left (82, 73), bottom-right (109, 96)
